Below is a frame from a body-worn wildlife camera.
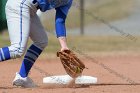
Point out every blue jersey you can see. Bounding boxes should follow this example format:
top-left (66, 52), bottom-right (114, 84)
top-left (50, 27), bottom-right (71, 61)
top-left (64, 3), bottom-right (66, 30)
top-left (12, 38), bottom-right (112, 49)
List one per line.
top-left (37, 0), bottom-right (72, 13)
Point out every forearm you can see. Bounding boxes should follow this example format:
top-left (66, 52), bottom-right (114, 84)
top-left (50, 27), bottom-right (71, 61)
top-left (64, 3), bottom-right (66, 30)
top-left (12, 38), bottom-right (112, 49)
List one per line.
top-left (55, 8), bottom-right (69, 51)
top-left (56, 17), bottom-right (69, 51)
top-left (55, 19), bottom-right (66, 37)
top-left (56, 19), bottom-right (68, 51)
top-left (56, 19), bottom-right (68, 50)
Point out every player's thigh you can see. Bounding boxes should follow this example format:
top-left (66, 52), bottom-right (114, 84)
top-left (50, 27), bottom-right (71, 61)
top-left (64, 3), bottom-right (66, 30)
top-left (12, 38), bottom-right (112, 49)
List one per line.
top-left (6, 0), bottom-right (31, 49)
top-left (30, 14), bottom-right (48, 49)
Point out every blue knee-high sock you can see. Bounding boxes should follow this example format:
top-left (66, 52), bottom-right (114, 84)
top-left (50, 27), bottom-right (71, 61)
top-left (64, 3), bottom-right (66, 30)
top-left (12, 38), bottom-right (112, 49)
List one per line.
top-left (0, 47), bottom-right (11, 62)
top-left (19, 44), bottom-right (42, 78)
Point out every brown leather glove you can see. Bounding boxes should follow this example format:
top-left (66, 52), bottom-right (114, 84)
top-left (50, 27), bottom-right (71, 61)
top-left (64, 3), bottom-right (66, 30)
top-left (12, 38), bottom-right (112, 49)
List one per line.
top-left (57, 50), bottom-right (85, 78)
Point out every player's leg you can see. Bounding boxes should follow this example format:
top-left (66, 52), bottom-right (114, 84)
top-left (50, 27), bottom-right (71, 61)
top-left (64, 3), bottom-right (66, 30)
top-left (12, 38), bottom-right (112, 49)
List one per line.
top-left (0, 0), bottom-right (31, 62)
top-left (19, 14), bottom-right (48, 78)
top-left (13, 14), bottom-right (48, 87)
top-left (10, 0), bottom-right (44, 87)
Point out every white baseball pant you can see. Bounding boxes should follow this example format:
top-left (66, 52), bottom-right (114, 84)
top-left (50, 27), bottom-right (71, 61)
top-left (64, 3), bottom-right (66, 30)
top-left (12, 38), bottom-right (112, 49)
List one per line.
top-left (5, 0), bottom-right (48, 59)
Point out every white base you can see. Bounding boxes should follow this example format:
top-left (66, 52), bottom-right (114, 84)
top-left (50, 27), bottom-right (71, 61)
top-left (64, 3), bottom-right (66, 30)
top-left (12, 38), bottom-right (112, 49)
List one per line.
top-left (43, 75), bottom-right (97, 85)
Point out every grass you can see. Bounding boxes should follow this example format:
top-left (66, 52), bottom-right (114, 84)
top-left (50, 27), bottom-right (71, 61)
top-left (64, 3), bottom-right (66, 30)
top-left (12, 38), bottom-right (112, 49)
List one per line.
top-left (1, 32), bottom-right (139, 54)
top-left (42, 0), bottom-right (134, 31)
top-left (46, 35), bottom-right (140, 53)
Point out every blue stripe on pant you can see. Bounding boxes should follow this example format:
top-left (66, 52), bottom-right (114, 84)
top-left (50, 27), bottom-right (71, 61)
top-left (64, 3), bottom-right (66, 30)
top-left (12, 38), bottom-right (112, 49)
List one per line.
top-left (19, 0), bottom-right (26, 49)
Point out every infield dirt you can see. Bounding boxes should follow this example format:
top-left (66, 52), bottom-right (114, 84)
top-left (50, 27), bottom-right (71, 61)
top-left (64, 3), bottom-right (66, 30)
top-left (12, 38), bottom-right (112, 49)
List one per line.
top-left (0, 52), bottom-right (140, 93)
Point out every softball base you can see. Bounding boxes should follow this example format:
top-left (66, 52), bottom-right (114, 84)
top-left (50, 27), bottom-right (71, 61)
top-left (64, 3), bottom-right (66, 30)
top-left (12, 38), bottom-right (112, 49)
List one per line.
top-left (43, 75), bottom-right (97, 85)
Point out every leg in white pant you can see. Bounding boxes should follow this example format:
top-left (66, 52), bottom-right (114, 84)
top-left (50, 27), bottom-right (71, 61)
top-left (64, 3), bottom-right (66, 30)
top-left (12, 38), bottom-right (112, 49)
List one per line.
top-left (5, 0), bottom-right (31, 59)
top-left (2, 0), bottom-right (48, 62)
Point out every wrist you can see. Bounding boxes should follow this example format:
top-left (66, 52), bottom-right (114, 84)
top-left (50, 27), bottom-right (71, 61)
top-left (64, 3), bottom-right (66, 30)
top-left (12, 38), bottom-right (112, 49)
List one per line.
top-left (58, 37), bottom-right (69, 51)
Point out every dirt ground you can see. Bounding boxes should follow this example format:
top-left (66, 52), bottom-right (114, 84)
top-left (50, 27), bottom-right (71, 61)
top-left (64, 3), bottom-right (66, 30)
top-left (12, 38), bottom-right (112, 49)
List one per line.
top-left (0, 53), bottom-right (140, 93)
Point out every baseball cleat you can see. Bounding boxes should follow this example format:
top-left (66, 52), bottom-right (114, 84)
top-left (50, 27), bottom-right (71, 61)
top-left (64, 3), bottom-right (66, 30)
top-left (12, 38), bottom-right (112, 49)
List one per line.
top-left (13, 72), bottom-right (37, 88)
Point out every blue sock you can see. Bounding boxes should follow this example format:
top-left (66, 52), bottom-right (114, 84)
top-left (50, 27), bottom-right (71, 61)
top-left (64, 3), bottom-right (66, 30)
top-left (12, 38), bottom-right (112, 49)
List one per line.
top-left (19, 44), bottom-right (42, 77)
top-left (0, 47), bottom-right (11, 62)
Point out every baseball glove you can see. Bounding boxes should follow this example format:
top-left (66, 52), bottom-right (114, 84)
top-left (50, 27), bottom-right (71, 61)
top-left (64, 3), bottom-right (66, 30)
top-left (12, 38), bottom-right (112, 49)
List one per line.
top-left (57, 50), bottom-right (86, 78)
